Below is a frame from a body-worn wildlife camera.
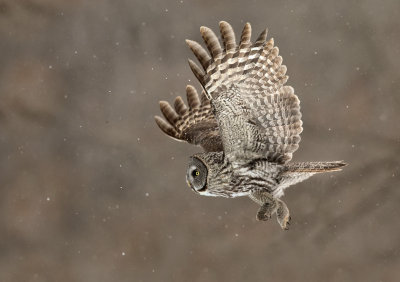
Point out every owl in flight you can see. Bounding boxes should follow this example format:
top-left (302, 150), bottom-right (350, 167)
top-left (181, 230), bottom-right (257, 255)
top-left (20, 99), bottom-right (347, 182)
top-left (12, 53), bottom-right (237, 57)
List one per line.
top-left (155, 21), bottom-right (346, 229)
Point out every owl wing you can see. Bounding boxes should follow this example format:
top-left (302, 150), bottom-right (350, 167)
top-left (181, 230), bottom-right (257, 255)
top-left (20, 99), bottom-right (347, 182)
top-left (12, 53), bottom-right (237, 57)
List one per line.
top-left (186, 21), bottom-right (303, 164)
top-left (155, 85), bottom-right (223, 152)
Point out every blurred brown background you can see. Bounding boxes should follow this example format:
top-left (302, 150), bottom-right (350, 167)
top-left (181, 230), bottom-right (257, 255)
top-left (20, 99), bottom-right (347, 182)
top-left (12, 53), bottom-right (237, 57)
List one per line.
top-left (0, 0), bottom-right (399, 281)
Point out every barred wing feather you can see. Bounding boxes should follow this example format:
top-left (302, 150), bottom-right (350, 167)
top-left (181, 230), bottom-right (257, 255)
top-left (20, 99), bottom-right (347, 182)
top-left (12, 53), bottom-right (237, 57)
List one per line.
top-left (155, 85), bottom-right (223, 152)
top-left (186, 21), bottom-right (302, 164)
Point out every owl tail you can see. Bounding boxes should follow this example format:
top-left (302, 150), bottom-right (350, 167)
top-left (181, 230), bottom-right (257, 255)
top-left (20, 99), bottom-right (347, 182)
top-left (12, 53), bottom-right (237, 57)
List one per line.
top-left (286, 161), bottom-right (347, 173)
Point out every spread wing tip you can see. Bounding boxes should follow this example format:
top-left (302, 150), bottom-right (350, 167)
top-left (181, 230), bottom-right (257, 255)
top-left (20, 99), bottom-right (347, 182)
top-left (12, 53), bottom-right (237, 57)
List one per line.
top-left (154, 115), bottom-right (178, 138)
top-left (154, 85), bottom-right (223, 151)
top-left (186, 21), bottom-right (291, 96)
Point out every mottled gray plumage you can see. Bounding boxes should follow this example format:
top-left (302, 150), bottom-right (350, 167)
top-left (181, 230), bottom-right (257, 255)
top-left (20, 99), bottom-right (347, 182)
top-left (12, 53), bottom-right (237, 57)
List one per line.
top-left (155, 21), bottom-right (346, 229)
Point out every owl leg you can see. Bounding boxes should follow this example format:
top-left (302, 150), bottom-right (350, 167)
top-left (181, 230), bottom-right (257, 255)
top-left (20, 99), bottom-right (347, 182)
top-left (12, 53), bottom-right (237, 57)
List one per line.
top-left (249, 191), bottom-right (278, 221)
top-left (276, 199), bottom-right (291, 230)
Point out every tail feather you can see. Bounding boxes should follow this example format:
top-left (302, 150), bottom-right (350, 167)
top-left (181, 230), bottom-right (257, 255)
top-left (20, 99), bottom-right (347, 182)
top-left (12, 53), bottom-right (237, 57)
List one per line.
top-left (286, 161), bottom-right (347, 173)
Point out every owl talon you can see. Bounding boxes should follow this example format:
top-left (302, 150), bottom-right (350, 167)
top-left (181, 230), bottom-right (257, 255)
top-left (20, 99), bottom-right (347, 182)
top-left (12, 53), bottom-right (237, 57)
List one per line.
top-left (256, 212), bottom-right (272, 221)
top-left (251, 191), bottom-right (278, 222)
top-left (276, 200), bottom-right (291, 230)
top-left (279, 214), bottom-right (291, 230)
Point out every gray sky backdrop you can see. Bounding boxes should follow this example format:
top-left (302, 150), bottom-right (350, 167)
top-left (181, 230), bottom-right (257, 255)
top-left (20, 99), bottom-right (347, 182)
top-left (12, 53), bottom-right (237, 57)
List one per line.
top-left (0, 0), bottom-right (399, 281)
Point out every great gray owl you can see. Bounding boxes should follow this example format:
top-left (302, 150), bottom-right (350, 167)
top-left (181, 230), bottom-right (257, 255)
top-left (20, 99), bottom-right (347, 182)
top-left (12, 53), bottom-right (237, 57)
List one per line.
top-left (155, 21), bottom-right (346, 230)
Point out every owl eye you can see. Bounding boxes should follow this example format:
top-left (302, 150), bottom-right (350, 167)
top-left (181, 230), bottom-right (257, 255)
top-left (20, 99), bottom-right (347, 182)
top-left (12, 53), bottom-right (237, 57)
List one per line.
top-left (187, 157), bottom-right (207, 192)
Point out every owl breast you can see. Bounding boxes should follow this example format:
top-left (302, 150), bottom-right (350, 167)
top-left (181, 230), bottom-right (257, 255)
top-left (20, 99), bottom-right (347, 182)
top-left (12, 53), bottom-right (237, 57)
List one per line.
top-left (231, 163), bottom-right (282, 196)
top-left (199, 155), bottom-right (283, 198)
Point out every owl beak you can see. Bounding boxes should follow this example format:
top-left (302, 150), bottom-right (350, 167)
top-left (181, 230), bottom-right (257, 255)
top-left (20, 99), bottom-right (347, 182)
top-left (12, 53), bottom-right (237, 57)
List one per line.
top-left (186, 179), bottom-right (200, 194)
top-left (186, 178), bottom-right (194, 190)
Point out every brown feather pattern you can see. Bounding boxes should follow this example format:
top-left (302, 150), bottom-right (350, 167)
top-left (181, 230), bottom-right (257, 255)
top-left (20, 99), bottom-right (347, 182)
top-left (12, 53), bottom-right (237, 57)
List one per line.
top-left (239, 23), bottom-right (252, 48)
top-left (185, 21), bottom-right (303, 163)
top-left (286, 161), bottom-right (347, 173)
top-left (185, 40), bottom-right (211, 70)
top-left (219, 21), bottom-right (236, 52)
top-left (154, 85), bottom-right (223, 152)
top-left (200, 26), bottom-right (222, 59)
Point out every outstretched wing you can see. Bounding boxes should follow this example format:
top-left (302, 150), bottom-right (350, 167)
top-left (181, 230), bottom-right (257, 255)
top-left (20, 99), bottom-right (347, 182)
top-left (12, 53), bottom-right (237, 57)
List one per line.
top-left (155, 85), bottom-right (223, 152)
top-left (186, 21), bottom-right (302, 164)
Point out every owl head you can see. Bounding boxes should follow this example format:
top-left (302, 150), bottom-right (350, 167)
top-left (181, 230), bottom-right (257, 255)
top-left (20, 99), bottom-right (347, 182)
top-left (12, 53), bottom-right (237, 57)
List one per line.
top-left (186, 156), bottom-right (208, 192)
top-left (186, 152), bottom-right (229, 196)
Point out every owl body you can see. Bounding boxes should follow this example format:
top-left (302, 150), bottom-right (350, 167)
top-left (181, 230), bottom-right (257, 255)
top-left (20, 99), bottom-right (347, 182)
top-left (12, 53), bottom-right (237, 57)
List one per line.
top-left (155, 21), bottom-right (346, 229)
top-left (193, 151), bottom-right (316, 199)
top-left (190, 152), bottom-right (279, 198)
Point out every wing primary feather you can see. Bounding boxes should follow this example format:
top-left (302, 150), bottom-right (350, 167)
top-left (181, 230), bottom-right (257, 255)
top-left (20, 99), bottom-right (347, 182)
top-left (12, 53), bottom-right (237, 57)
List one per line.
top-left (159, 101), bottom-right (180, 125)
top-left (188, 59), bottom-right (205, 85)
top-left (219, 21), bottom-right (236, 52)
top-left (185, 39), bottom-right (211, 70)
top-left (239, 22), bottom-right (252, 48)
top-left (174, 96), bottom-right (188, 115)
top-left (200, 26), bottom-right (222, 59)
top-left (185, 85), bottom-right (201, 109)
top-left (154, 115), bottom-right (178, 137)
top-left (254, 28), bottom-right (268, 47)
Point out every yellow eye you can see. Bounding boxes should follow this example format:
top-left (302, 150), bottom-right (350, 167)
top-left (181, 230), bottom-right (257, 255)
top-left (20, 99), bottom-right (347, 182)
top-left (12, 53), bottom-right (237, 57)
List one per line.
top-left (195, 171), bottom-right (200, 176)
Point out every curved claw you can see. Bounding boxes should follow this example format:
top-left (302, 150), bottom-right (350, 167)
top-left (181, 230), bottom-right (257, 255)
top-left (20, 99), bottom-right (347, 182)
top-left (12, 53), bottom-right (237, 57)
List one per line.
top-left (280, 215), bottom-right (291, 230)
top-left (256, 211), bottom-right (271, 221)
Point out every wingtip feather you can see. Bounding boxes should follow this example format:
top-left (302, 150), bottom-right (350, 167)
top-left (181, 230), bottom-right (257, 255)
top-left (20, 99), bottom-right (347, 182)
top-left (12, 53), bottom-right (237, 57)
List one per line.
top-left (159, 101), bottom-right (179, 124)
top-left (188, 59), bottom-right (205, 85)
top-left (200, 25), bottom-right (222, 58)
top-left (174, 96), bottom-right (188, 115)
top-left (255, 28), bottom-right (268, 45)
top-left (186, 39), bottom-right (211, 70)
top-left (219, 21), bottom-right (236, 51)
top-left (154, 115), bottom-right (178, 137)
top-left (239, 22), bottom-right (252, 48)
top-left (185, 85), bottom-right (201, 109)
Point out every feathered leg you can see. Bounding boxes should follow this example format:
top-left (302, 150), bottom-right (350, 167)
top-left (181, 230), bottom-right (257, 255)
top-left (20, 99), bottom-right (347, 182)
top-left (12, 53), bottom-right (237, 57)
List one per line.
top-left (249, 191), bottom-right (277, 220)
top-left (249, 191), bottom-right (291, 230)
top-left (257, 198), bottom-right (277, 221)
top-left (276, 199), bottom-right (291, 230)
